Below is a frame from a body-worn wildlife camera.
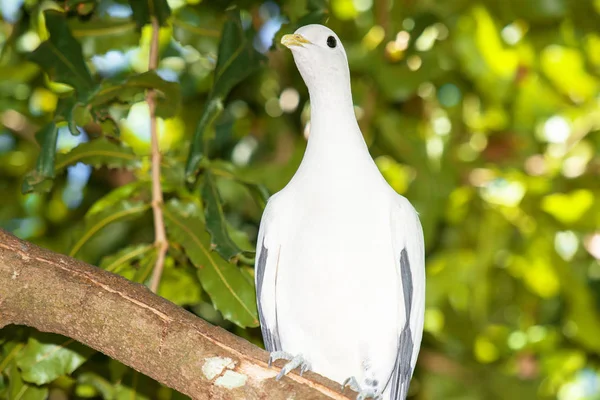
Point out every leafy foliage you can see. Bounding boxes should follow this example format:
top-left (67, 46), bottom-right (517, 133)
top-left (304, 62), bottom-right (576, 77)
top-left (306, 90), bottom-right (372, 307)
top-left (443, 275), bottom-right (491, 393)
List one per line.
top-left (1, 0), bottom-right (600, 399)
top-left (163, 201), bottom-right (258, 328)
top-left (29, 11), bottom-right (95, 101)
top-left (130, 0), bottom-right (172, 28)
top-left (202, 169), bottom-right (248, 261)
top-left (185, 12), bottom-right (267, 180)
top-left (16, 334), bottom-right (94, 386)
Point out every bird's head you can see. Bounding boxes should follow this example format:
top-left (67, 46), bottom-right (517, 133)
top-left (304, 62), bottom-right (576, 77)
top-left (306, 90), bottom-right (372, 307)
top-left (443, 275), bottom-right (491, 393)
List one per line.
top-left (281, 25), bottom-right (350, 97)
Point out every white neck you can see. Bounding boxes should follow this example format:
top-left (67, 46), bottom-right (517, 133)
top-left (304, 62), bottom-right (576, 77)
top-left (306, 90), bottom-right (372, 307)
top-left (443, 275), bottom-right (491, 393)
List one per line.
top-left (303, 81), bottom-right (369, 165)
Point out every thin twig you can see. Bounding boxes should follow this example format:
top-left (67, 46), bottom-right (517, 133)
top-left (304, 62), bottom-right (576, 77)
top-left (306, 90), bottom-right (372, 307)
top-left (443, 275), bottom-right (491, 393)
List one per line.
top-left (147, 16), bottom-right (168, 293)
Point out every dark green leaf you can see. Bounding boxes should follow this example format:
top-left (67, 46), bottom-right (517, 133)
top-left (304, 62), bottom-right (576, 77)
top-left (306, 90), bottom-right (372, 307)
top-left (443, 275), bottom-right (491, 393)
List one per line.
top-left (184, 98), bottom-right (223, 181)
top-left (211, 13), bottom-right (267, 99)
top-left (70, 201), bottom-right (151, 257)
top-left (21, 123), bottom-right (58, 194)
top-left (130, 0), bottom-right (172, 28)
top-left (55, 96), bottom-right (81, 136)
top-left (185, 11), bottom-right (267, 181)
top-left (16, 333), bottom-right (94, 385)
top-left (90, 71), bottom-right (181, 118)
top-left (29, 10), bottom-right (94, 101)
top-left (7, 362), bottom-right (48, 400)
top-left (202, 169), bottom-right (246, 261)
top-left (163, 201), bottom-right (258, 328)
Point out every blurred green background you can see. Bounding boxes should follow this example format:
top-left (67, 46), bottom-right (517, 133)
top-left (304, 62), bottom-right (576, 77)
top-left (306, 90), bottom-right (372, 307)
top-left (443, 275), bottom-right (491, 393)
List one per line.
top-left (1, 0), bottom-right (600, 399)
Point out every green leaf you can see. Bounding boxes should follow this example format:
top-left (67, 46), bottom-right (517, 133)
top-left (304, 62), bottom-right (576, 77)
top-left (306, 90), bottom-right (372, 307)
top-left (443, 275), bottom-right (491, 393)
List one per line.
top-left (55, 96), bottom-right (81, 136)
top-left (202, 170), bottom-right (246, 261)
top-left (24, 138), bottom-right (141, 195)
top-left (158, 262), bottom-right (202, 306)
top-left (130, 0), bottom-right (172, 28)
top-left (90, 71), bottom-right (181, 118)
top-left (211, 13), bottom-right (267, 99)
top-left (70, 201), bottom-right (151, 257)
top-left (210, 162), bottom-right (270, 209)
top-left (100, 243), bottom-right (154, 274)
top-left (7, 362), bottom-right (48, 400)
top-left (16, 333), bottom-right (94, 385)
top-left (185, 11), bottom-right (267, 181)
top-left (76, 372), bottom-right (115, 399)
top-left (108, 363), bottom-right (154, 400)
top-left (29, 10), bottom-right (94, 101)
top-left (55, 138), bottom-right (141, 173)
top-left (133, 249), bottom-right (157, 284)
top-left (0, 330), bottom-right (25, 375)
top-left (163, 201), bottom-right (258, 328)
top-left (88, 181), bottom-right (150, 217)
top-left (99, 243), bottom-right (156, 284)
top-left (21, 123), bottom-right (58, 194)
top-left (185, 98), bottom-right (223, 181)
top-left (541, 189), bottom-right (594, 225)
top-left (69, 18), bottom-right (136, 38)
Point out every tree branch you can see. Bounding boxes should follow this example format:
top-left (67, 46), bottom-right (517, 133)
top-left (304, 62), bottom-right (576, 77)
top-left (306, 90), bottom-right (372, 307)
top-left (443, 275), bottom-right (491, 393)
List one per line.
top-left (0, 229), bottom-right (354, 400)
top-left (147, 16), bottom-right (168, 293)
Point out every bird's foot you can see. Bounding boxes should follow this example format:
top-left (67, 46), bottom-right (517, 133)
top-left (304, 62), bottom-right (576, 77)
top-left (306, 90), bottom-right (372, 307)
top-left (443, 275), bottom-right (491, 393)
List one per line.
top-left (268, 351), bottom-right (311, 380)
top-left (342, 376), bottom-right (382, 400)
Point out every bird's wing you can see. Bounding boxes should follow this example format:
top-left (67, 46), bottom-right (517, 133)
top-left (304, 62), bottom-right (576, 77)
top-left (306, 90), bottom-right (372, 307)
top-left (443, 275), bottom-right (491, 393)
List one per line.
top-left (388, 197), bottom-right (426, 400)
top-left (255, 194), bottom-right (283, 352)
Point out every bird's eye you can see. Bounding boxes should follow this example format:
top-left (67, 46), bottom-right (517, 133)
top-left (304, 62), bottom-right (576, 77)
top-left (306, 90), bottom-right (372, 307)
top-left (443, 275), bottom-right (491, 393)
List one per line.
top-left (327, 36), bottom-right (337, 48)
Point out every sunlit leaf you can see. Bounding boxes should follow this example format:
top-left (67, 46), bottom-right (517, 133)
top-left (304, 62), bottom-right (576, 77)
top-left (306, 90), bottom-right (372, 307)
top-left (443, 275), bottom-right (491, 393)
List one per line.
top-left (70, 201), bottom-right (151, 257)
top-left (158, 261), bottom-right (202, 306)
top-left (163, 201), bottom-right (258, 328)
top-left (7, 362), bottom-right (48, 400)
top-left (16, 333), bottom-right (94, 385)
top-left (541, 190), bottom-right (594, 225)
top-left (100, 243), bottom-right (154, 274)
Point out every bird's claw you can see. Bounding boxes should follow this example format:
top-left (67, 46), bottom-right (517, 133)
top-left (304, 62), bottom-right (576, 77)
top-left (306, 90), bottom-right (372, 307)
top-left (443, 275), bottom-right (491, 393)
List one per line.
top-left (268, 351), bottom-right (312, 380)
top-left (342, 376), bottom-right (382, 400)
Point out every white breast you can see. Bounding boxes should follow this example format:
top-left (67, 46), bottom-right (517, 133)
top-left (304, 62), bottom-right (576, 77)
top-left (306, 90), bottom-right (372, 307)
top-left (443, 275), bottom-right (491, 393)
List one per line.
top-left (273, 176), bottom-right (401, 384)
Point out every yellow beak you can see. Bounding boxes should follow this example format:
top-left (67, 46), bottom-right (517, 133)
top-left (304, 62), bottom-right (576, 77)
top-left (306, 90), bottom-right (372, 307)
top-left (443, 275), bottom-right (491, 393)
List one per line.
top-left (281, 34), bottom-right (311, 48)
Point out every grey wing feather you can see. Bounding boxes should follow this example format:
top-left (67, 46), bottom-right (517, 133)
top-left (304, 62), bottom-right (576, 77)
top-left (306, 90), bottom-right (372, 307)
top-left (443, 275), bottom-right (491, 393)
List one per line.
top-left (255, 238), bottom-right (281, 351)
top-left (389, 248), bottom-right (414, 400)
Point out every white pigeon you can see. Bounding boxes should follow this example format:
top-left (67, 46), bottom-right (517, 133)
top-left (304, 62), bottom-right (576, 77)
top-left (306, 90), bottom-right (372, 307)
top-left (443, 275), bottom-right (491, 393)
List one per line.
top-left (254, 24), bottom-right (425, 400)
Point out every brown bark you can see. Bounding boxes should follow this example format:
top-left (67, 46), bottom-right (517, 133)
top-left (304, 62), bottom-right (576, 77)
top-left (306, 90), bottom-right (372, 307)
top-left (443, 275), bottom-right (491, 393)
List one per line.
top-left (0, 229), bottom-right (354, 400)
